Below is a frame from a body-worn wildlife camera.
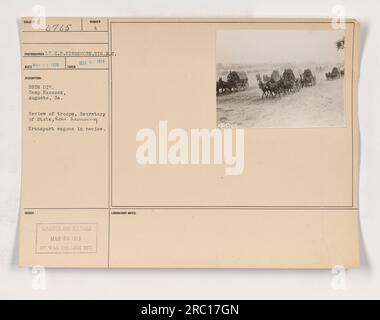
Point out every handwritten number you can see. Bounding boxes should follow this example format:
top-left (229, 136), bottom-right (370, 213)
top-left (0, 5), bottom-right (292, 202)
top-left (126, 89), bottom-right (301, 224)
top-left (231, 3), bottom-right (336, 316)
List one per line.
top-left (45, 24), bottom-right (72, 32)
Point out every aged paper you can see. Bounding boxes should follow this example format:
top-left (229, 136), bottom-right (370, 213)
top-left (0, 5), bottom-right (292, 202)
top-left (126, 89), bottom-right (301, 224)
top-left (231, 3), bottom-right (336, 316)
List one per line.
top-left (19, 18), bottom-right (360, 268)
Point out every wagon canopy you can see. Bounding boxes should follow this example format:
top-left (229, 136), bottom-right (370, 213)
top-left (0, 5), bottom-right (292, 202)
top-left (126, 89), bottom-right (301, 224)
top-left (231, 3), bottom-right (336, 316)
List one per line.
top-left (236, 71), bottom-right (248, 80)
top-left (282, 69), bottom-right (296, 84)
top-left (331, 67), bottom-right (340, 76)
top-left (228, 71), bottom-right (248, 81)
top-left (303, 69), bottom-right (313, 78)
top-left (271, 70), bottom-right (281, 81)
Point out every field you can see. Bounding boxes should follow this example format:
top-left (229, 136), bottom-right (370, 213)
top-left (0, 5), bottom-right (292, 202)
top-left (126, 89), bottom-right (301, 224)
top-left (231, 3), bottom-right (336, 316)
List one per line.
top-left (216, 69), bottom-right (345, 128)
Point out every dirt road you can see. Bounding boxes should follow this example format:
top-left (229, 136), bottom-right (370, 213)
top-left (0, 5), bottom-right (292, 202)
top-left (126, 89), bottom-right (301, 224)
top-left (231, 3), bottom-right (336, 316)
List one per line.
top-left (216, 77), bottom-right (345, 128)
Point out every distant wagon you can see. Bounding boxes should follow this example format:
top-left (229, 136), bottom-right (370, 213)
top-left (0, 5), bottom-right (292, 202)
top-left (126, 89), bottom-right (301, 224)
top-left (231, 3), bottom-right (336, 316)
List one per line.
top-left (302, 69), bottom-right (316, 87)
top-left (282, 69), bottom-right (300, 92)
top-left (325, 67), bottom-right (341, 80)
top-left (216, 71), bottom-right (249, 95)
top-left (282, 69), bottom-right (296, 85)
top-left (227, 71), bottom-right (249, 91)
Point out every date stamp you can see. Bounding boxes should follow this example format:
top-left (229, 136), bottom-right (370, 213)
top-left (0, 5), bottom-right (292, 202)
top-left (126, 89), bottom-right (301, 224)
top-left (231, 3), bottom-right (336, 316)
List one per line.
top-left (35, 223), bottom-right (97, 254)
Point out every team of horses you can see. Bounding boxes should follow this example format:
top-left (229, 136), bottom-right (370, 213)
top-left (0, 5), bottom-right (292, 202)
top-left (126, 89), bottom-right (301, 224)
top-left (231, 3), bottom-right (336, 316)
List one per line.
top-left (216, 78), bottom-right (237, 95)
top-left (217, 66), bottom-right (342, 100)
top-left (256, 69), bottom-right (315, 99)
top-left (216, 71), bottom-right (249, 96)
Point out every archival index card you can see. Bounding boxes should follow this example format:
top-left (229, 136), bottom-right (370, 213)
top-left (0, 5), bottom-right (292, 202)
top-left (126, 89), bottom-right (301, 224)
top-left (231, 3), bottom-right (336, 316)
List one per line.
top-left (19, 18), bottom-right (361, 268)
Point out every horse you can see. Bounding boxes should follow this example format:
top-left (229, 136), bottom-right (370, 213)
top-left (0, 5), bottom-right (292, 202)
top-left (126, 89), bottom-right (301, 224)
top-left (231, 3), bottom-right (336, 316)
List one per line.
top-left (216, 77), bottom-right (234, 95)
top-left (256, 73), bottom-right (270, 99)
top-left (216, 78), bottom-right (224, 95)
top-left (295, 78), bottom-right (302, 92)
top-left (266, 79), bottom-right (282, 98)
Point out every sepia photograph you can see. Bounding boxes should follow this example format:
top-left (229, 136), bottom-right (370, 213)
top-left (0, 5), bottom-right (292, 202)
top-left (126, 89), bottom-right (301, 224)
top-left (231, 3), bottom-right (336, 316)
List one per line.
top-left (216, 29), bottom-right (346, 128)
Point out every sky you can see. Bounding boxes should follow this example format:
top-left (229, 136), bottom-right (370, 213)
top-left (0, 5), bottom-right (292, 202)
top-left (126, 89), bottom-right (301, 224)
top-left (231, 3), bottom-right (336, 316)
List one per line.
top-left (216, 30), bottom-right (345, 65)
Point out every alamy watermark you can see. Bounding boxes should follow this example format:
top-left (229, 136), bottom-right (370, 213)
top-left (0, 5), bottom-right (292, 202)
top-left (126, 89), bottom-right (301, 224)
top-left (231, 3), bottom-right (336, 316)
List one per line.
top-left (331, 265), bottom-right (347, 290)
top-left (136, 121), bottom-right (245, 175)
top-left (31, 265), bottom-right (46, 290)
top-left (31, 5), bottom-right (46, 30)
top-left (331, 5), bottom-right (347, 30)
